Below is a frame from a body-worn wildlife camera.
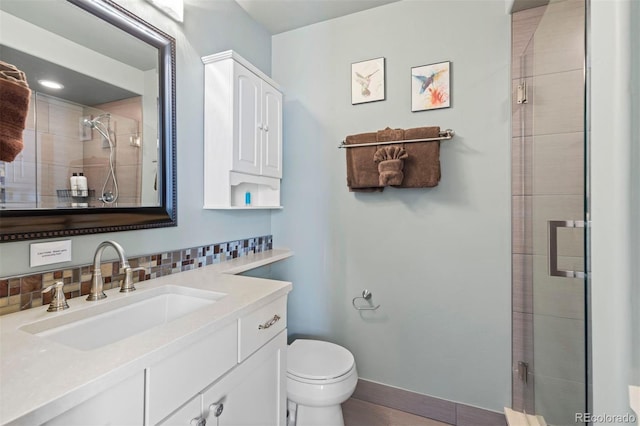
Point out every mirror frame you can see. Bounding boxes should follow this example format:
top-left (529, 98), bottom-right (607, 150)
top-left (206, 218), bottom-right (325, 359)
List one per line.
top-left (0, 0), bottom-right (177, 242)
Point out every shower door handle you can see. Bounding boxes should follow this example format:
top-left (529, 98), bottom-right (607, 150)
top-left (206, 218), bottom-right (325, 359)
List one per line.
top-left (548, 220), bottom-right (587, 279)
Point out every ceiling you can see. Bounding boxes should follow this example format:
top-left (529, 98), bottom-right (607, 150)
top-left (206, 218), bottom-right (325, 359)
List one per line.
top-left (234, 0), bottom-right (402, 34)
top-left (0, 0), bottom-right (156, 106)
top-left (0, 0), bottom-right (403, 105)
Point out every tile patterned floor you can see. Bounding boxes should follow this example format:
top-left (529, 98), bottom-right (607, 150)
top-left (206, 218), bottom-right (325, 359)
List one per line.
top-left (343, 398), bottom-right (453, 426)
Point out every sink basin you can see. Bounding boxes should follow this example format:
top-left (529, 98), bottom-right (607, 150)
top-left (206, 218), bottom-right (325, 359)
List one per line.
top-left (20, 285), bottom-right (226, 351)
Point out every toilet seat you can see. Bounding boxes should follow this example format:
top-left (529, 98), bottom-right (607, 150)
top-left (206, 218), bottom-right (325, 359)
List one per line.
top-left (288, 364), bottom-right (357, 385)
top-left (287, 339), bottom-right (355, 382)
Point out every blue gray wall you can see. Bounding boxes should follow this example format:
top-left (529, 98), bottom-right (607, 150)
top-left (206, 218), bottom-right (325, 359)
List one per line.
top-left (271, 0), bottom-right (511, 412)
top-left (632, 0), bottom-right (640, 392)
top-left (591, 0), bottom-right (640, 420)
top-left (0, 0), bottom-right (274, 276)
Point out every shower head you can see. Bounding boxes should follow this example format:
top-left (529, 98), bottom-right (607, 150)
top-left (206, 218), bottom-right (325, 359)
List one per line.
top-left (82, 113), bottom-right (111, 128)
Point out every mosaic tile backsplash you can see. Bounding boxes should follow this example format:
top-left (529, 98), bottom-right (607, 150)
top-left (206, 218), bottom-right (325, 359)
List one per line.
top-left (0, 235), bottom-right (273, 316)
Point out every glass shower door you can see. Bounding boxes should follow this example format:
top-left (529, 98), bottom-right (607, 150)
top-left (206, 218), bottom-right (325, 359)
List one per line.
top-left (511, 1), bottom-right (589, 425)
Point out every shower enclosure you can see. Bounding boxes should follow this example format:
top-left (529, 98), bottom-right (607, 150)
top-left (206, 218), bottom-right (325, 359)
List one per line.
top-left (511, 0), bottom-right (590, 425)
top-left (0, 92), bottom-right (144, 208)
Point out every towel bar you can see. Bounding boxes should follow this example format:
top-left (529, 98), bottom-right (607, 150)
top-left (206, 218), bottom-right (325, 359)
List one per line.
top-left (338, 129), bottom-right (454, 149)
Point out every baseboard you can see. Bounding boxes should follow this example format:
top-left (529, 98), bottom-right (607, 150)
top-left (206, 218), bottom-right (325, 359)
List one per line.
top-left (352, 379), bottom-right (507, 426)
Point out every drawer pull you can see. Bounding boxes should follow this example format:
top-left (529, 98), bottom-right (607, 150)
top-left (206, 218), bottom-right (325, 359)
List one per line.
top-left (258, 314), bottom-right (281, 330)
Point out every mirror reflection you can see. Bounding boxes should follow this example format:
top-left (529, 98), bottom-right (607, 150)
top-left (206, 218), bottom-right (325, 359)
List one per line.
top-left (0, 0), bottom-right (160, 209)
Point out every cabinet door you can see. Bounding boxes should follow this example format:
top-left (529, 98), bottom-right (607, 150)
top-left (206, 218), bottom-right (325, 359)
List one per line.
top-left (260, 83), bottom-right (282, 178)
top-left (233, 65), bottom-right (261, 176)
top-left (147, 322), bottom-right (237, 425)
top-left (202, 330), bottom-right (286, 426)
top-left (158, 394), bottom-right (203, 426)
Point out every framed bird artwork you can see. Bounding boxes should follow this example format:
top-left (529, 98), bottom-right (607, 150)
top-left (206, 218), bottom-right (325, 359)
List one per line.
top-left (351, 57), bottom-right (385, 105)
top-left (411, 61), bottom-right (451, 112)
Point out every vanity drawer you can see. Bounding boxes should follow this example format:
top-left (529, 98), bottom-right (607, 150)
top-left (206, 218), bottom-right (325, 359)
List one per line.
top-left (238, 296), bottom-right (287, 361)
top-left (147, 321), bottom-right (237, 425)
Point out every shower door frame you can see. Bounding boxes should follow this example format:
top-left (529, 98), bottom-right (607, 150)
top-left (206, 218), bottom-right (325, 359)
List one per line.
top-left (510, 0), bottom-right (592, 423)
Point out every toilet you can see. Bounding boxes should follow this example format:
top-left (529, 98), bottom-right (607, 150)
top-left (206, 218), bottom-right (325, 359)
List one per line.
top-left (286, 339), bottom-right (358, 426)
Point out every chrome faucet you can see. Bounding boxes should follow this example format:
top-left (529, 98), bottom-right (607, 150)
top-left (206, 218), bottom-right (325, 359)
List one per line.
top-left (88, 241), bottom-right (145, 301)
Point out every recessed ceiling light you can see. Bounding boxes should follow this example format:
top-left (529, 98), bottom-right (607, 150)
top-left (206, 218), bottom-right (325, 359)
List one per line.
top-left (38, 80), bottom-right (64, 90)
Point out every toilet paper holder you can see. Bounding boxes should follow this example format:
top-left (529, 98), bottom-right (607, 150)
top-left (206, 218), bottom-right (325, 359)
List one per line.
top-left (352, 289), bottom-right (380, 311)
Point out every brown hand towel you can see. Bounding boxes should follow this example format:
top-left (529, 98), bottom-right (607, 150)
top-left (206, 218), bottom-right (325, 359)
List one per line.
top-left (376, 127), bottom-right (404, 142)
top-left (398, 126), bottom-right (441, 188)
top-left (0, 61), bottom-right (29, 88)
top-left (374, 146), bottom-right (408, 186)
top-left (0, 77), bottom-right (31, 162)
top-left (345, 132), bottom-right (383, 192)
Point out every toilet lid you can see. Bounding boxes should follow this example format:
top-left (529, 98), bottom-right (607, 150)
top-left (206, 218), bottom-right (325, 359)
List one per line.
top-left (287, 339), bottom-right (355, 380)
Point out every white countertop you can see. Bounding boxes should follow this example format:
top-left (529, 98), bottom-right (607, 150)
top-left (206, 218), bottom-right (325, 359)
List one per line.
top-left (0, 249), bottom-right (293, 425)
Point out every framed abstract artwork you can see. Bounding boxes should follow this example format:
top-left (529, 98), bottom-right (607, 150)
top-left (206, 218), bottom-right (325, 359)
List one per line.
top-left (351, 57), bottom-right (385, 105)
top-left (411, 61), bottom-right (451, 112)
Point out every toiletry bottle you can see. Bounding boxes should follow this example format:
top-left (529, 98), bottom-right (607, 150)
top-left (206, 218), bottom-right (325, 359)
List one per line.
top-left (77, 173), bottom-right (88, 207)
top-left (70, 173), bottom-right (78, 196)
top-left (245, 191), bottom-right (251, 206)
top-left (77, 172), bottom-right (88, 197)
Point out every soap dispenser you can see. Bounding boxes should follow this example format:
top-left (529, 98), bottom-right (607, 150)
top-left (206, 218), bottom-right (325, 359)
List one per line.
top-left (42, 281), bottom-right (69, 312)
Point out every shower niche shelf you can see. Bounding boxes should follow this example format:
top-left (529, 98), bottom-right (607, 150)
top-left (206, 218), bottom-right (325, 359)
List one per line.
top-left (57, 189), bottom-right (95, 208)
top-left (56, 189), bottom-right (95, 201)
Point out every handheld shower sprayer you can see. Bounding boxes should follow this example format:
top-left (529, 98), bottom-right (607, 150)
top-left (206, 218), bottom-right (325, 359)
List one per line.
top-left (82, 113), bottom-right (111, 129)
top-left (81, 112), bottom-right (119, 205)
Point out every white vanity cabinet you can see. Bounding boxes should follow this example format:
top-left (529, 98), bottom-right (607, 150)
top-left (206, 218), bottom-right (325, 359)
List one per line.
top-left (201, 330), bottom-right (287, 426)
top-left (42, 372), bottom-right (144, 426)
top-left (154, 296), bottom-right (288, 426)
top-left (161, 331), bottom-right (286, 426)
top-left (202, 50), bottom-right (283, 209)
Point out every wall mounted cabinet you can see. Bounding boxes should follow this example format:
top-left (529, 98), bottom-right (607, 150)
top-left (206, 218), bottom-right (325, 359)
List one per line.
top-left (202, 51), bottom-right (283, 209)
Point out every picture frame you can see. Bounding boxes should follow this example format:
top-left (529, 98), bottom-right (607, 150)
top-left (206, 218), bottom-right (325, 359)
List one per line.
top-left (351, 57), bottom-right (385, 105)
top-left (411, 61), bottom-right (451, 112)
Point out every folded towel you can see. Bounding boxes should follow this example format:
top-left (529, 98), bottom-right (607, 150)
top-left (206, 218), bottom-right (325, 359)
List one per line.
top-left (374, 146), bottom-right (408, 186)
top-left (0, 61), bottom-right (29, 88)
top-left (0, 73), bottom-right (31, 162)
top-left (345, 132), bottom-right (383, 192)
top-left (373, 145), bottom-right (408, 162)
top-left (376, 127), bottom-right (404, 142)
top-left (398, 126), bottom-right (441, 188)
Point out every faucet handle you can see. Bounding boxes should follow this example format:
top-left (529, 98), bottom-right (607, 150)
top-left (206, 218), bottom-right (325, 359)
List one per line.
top-left (120, 266), bottom-right (147, 293)
top-left (42, 281), bottom-right (69, 312)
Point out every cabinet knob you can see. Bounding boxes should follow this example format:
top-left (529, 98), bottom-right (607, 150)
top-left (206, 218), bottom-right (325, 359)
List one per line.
top-left (258, 124), bottom-right (263, 130)
top-left (209, 402), bottom-right (224, 418)
top-left (264, 125), bottom-right (269, 132)
top-left (190, 417), bottom-right (206, 426)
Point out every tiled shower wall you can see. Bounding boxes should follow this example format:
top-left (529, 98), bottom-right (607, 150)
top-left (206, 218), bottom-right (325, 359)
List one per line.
top-left (511, 1), bottom-right (586, 425)
top-left (85, 97), bottom-right (143, 207)
top-left (0, 92), bottom-right (145, 209)
top-left (0, 93), bottom-right (81, 208)
top-left (0, 235), bottom-right (273, 316)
